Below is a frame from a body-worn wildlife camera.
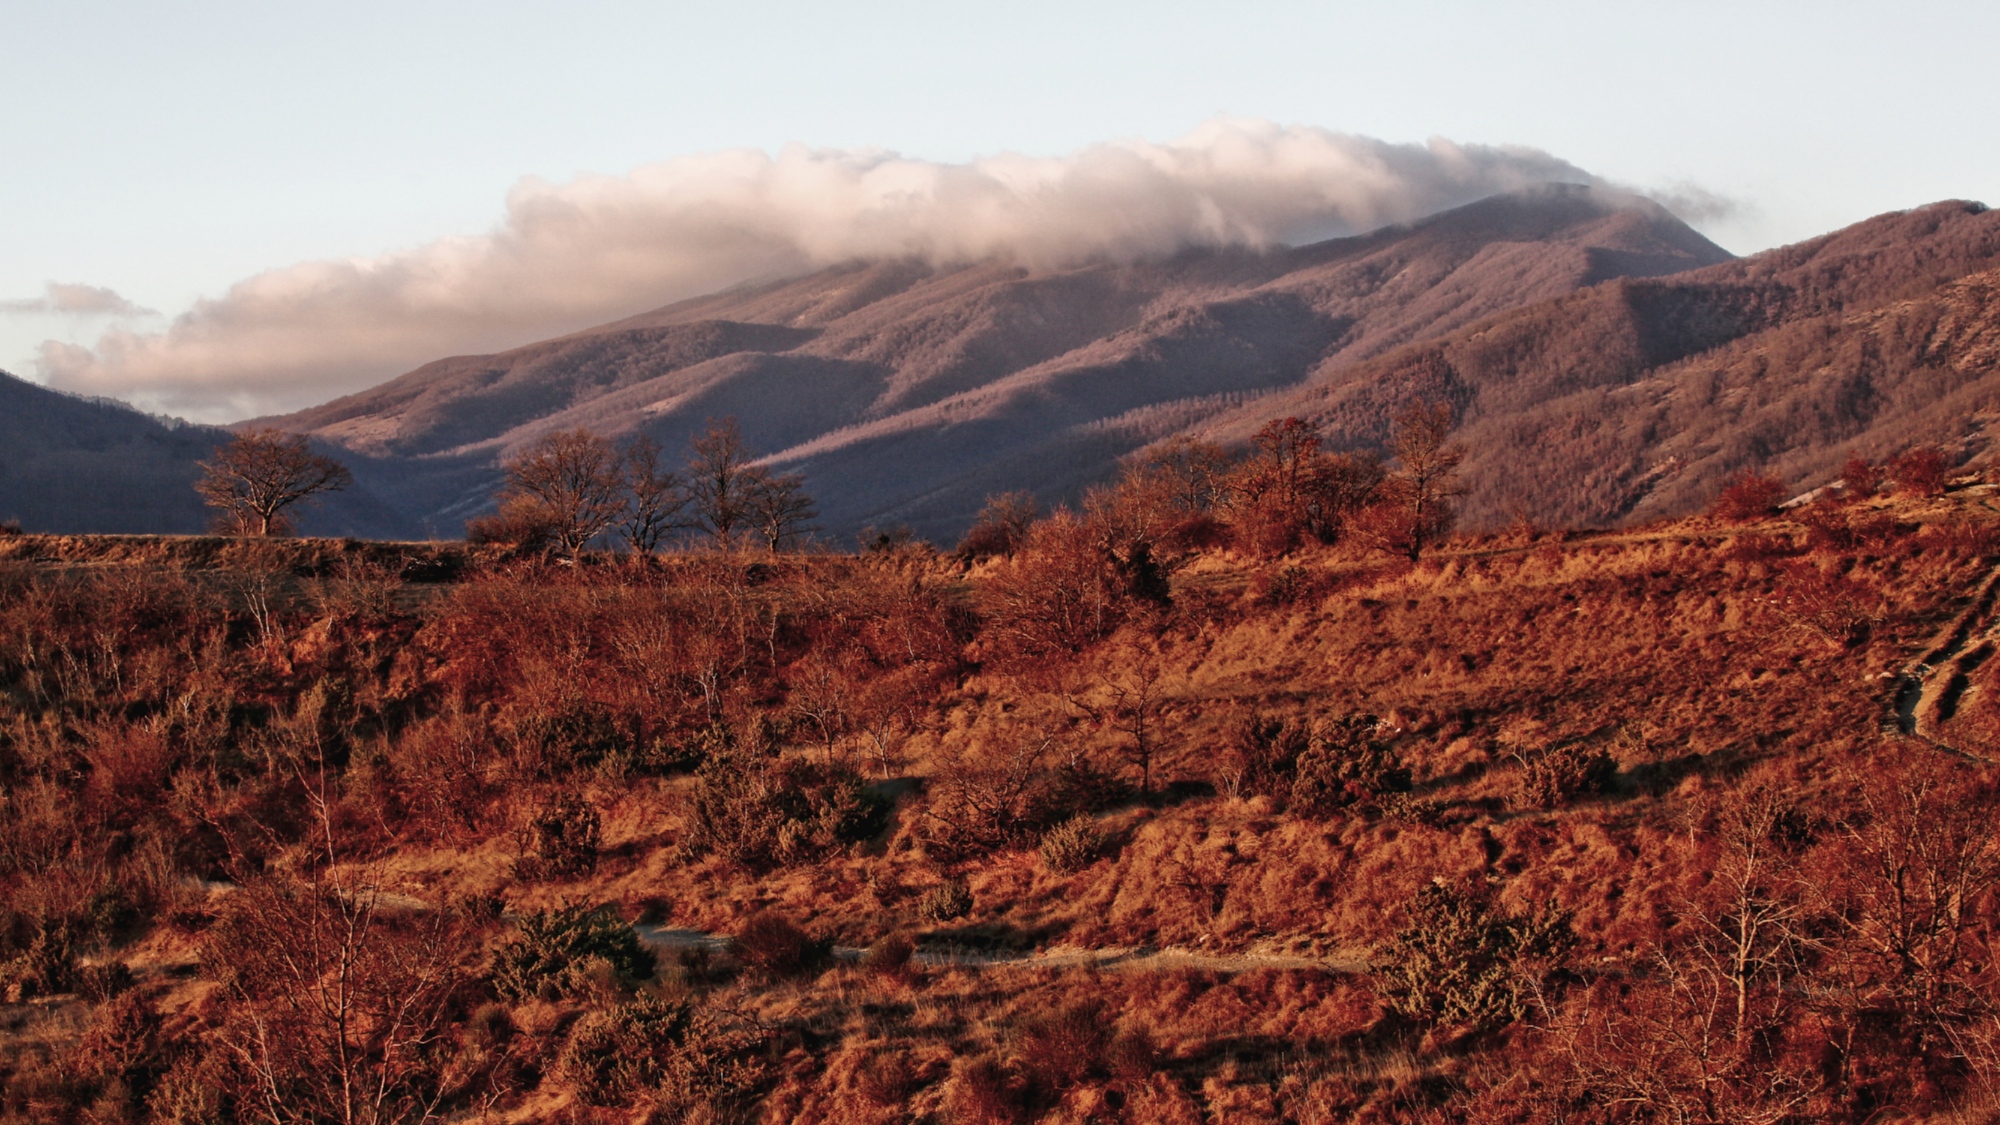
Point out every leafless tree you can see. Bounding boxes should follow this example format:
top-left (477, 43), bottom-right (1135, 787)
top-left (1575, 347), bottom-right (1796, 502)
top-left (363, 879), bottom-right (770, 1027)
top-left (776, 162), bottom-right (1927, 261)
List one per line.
top-left (196, 429), bottom-right (353, 536)
top-left (617, 435), bottom-right (693, 553)
top-left (686, 418), bottom-right (759, 548)
top-left (491, 429), bottom-right (628, 556)
top-left (745, 468), bottom-right (817, 551)
top-left (1372, 401), bottom-right (1464, 560)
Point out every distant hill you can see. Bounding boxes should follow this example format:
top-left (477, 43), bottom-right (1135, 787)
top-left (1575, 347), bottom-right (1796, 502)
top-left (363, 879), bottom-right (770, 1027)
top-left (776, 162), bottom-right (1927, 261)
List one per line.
top-left (0, 371), bottom-right (416, 537)
top-left (25, 189), bottom-right (2000, 542)
top-left (1190, 199), bottom-right (2000, 528)
top-left (270, 183), bottom-right (1734, 540)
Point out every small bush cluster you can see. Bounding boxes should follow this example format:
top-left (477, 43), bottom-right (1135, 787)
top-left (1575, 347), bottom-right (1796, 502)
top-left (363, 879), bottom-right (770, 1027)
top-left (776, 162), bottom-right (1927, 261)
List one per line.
top-left (491, 901), bottom-right (653, 1002)
top-left (916, 881), bottom-right (973, 924)
top-left (1511, 741), bottom-right (1619, 810)
top-left (1375, 881), bottom-right (1573, 1035)
top-left (1038, 815), bottom-right (1108, 875)
top-left (1216, 711), bottom-right (1410, 817)
top-left (558, 993), bottom-right (766, 1113)
top-left (730, 909), bottom-right (830, 979)
top-left (683, 749), bottom-right (888, 871)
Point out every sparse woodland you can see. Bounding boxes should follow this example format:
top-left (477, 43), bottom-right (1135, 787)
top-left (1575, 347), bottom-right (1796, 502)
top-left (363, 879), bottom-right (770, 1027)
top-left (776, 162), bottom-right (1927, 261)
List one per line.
top-left (5, 422), bottom-right (2000, 1124)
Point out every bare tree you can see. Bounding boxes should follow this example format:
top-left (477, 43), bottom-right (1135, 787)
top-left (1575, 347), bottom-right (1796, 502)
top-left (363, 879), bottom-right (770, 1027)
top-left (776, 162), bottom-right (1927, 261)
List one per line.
top-left (1375, 400), bottom-right (1464, 560)
top-left (491, 429), bottom-right (628, 556)
top-left (196, 429), bottom-right (353, 536)
top-left (686, 418), bottom-right (758, 548)
top-left (617, 435), bottom-right (693, 553)
top-left (745, 468), bottom-right (817, 551)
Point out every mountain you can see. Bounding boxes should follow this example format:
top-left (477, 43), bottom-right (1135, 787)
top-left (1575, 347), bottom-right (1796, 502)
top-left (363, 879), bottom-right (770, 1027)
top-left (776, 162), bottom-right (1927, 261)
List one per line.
top-left (1189, 199), bottom-right (2000, 528)
top-left (0, 370), bottom-right (222, 533)
top-left (0, 370), bottom-right (419, 538)
top-left (269, 184), bottom-right (1732, 540)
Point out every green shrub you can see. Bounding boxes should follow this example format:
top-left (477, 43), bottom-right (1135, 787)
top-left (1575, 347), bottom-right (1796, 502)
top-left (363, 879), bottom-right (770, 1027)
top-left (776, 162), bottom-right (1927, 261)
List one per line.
top-left (491, 901), bottom-right (652, 1002)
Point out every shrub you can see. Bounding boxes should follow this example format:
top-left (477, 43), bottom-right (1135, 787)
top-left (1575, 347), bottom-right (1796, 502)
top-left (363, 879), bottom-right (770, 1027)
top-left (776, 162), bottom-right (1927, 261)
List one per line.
top-left (1375, 881), bottom-right (1572, 1035)
top-left (558, 993), bottom-right (763, 1112)
top-left (941, 1054), bottom-right (1026, 1125)
top-left (916, 881), bottom-right (973, 925)
top-left (1512, 742), bottom-right (1619, 810)
top-left (78, 960), bottom-right (136, 1002)
top-left (1892, 444), bottom-right (1951, 497)
top-left (683, 750), bottom-right (888, 871)
top-left (510, 701), bottom-right (631, 776)
top-left (1213, 713), bottom-right (1309, 800)
top-left (956, 492), bottom-right (1039, 561)
top-left (1287, 714), bottom-right (1411, 818)
top-left (730, 910), bottom-right (829, 979)
top-left (855, 1050), bottom-right (919, 1106)
top-left (1838, 455), bottom-right (1883, 501)
top-left (1010, 1002), bottom-right (1108, 1097)
top-left (491, 901), bottom-right (652, 1002)
top-left (0, 919), bottom-right (80, 1001)
top-left (1710, 471), bottom-right (1788, 521)
top-left (517, 790), bottom-right (601, 880)
top-left (1106, 1026), bottom-right (1161, 1084)
top-left (1038, 815), bottom-right (1107, 875)
top-left (860, 930), bottom-right (916, 977)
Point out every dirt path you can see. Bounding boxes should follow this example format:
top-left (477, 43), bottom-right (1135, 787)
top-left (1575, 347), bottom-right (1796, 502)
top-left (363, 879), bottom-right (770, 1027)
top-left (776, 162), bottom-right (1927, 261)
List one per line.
top-left (638, 925), bottom-right (1366, 977)
top-left (1885, 561), bottom-right (2000, 761)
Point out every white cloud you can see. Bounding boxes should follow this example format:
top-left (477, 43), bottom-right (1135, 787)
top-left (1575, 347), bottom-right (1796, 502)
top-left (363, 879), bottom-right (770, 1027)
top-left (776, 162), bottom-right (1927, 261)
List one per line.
top-left (2, 282), bottom-right (155, 318)
top-left (40, 118), bottom-right (1602, 420)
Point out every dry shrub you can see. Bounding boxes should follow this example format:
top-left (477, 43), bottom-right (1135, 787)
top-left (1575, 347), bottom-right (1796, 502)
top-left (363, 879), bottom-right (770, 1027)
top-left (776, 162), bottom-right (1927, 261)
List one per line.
top-left (1892, 444), bottom-right (1950, 497)
top-left (731, 910), bottom-right (828, 979)
top-left (1106, 1025), bottom-right (1162, 1085)
top-left (853, 1051), bottom-right (918, 1106)
top-left (1038, 815), bottom-right (1108, 875)
top-left (509, 700), bottom-right (632, 777)
top-left (1710, 471), bottom-right (1788, 521)
top-left (559, 993), bottom-right (765, 1112)
top-left (940, 1054), bottom-right (1026, 1125)
top-left (1011, 1002), bottom-right (1109, 1098)
top-left (1375, 881), bottom-right (1572, 1035)
top-left (860, 930), bottom-right (915, 978)
top-left (492, 901), bottom-right (652, 1002)
top-left (516, 790), bottom-right (602, 880)
top-left (915, 881), bottom-right (972, 925)
top-left (1510, 742), bottom-right (1618, 810)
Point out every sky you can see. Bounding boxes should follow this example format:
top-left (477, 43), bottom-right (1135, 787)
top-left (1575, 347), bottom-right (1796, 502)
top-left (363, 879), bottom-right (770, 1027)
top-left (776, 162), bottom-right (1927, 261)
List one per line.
top-left (5, 0), bottom-right (1997, 421)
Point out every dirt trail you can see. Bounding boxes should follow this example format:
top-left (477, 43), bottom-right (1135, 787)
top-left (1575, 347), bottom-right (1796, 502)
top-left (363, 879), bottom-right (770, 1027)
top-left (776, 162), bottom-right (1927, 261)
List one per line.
top-left (638, 925), bottom-right (1366, 977)
top-left (1885, 561), bottom-right (2000, 761)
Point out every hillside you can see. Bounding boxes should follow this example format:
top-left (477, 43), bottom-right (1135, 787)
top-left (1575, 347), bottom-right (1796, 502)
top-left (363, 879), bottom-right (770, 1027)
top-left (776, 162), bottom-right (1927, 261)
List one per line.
top-left (0, 371), bottom-right (222, 534)
top-left (1194, 199), bottom-right (2000, 528)
top-left (3, 477), bottom-right (1999, 1122)
top-left (269, 184), bottom-right (1731, 539)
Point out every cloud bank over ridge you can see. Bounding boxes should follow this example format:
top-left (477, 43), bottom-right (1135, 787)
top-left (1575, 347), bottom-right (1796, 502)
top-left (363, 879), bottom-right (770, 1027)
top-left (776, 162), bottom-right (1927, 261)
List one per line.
top-left (41, 119), bottom-right (1603, 420)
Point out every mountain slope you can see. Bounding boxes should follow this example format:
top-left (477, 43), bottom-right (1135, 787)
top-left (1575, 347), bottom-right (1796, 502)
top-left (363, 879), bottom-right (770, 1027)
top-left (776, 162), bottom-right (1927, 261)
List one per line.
top-left (1187, 199), bottom-right (2000, 528)
top-left (0, 371), bottom-right (420, 537)
top-left (272, 184), bottom-right (1733, 539)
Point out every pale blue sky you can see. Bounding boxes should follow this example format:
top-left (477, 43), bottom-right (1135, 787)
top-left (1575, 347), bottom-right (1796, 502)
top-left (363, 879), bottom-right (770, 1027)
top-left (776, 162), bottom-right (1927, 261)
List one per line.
top-left (6, 0), bottom-right (1997, 411)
